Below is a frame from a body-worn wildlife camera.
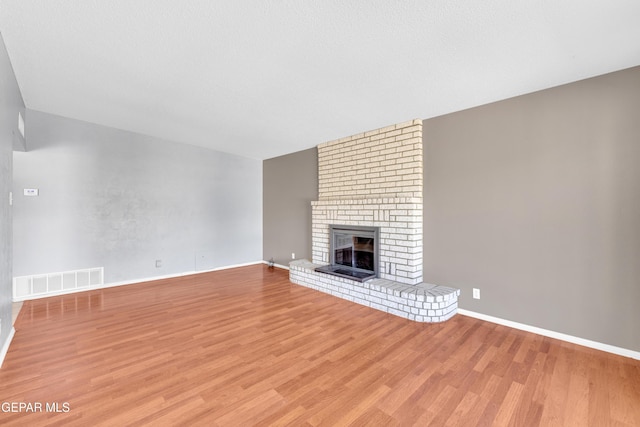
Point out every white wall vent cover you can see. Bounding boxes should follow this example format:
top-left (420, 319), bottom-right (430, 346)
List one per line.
top-left (13, 267), bottom-right (104, 301)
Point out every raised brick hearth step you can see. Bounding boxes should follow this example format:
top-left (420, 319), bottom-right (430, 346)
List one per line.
top-left (290, 259), bottom-right (460, 323)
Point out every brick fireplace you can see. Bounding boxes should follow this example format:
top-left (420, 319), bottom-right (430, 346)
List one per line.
top-left (312, 119), bottom-right (424, 284)
top-left (290, 119), bottom-right (460, 322)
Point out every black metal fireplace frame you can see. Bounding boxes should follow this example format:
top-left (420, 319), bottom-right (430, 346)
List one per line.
top-left (315, 224), bottom-right (380, 282)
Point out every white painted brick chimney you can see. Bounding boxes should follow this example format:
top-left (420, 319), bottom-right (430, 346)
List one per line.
top-left (312, 119), bottom-right (423, 284)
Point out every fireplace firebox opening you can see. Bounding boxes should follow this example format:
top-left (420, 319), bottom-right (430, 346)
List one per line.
top-left (315, 225), bottom-right (380, 282)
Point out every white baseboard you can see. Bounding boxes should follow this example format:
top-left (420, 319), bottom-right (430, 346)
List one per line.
top-left (458, 309), bottom-right (640, 361)
top-left (13, 260), bottom-right (266, 301)
top-left (261, 260), bottom-right (290, 270)
top-left (102, 260), bottom-right (265, 289)
top-left (0, 327), bottom-right (16, 368)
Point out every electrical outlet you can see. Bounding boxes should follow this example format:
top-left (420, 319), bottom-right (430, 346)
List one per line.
top-left (155, 260), bottom-right (162, 268)
top-left (473, 288), bottom-right (480, 299)
top-left (291, 252), bottom-right (295, 260)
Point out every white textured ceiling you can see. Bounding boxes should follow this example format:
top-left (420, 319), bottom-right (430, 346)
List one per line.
top-left (1, 1), bottom-right (639, 160)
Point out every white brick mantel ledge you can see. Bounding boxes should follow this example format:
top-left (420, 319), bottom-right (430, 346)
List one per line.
top-left (290, 259), bottom-right (460, 323)
top-left (312, 197), bottom-right (423, 206)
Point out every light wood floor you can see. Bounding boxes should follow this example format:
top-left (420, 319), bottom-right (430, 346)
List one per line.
top-left (1, 265), bottom-right (639, 426)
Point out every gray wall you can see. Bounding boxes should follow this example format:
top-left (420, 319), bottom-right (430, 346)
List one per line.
top-left (423, 66), bottom-right (640, 351)
top-left (13, 110), bottom-right (262, 284)
top-left (0, 32), bottom-right (24, 349)
top-left (263, 147), bottom-right (318, 266)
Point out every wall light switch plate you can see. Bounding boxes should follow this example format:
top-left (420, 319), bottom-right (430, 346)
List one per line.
top-left (24, 188), bottom-right (39, 196)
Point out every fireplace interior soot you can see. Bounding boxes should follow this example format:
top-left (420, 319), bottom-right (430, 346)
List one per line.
top-left (316, 225), bottom-right (379, 282)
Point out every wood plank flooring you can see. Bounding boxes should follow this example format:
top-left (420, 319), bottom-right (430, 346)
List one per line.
top-left (1, 264), bottom-right (639, 426)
